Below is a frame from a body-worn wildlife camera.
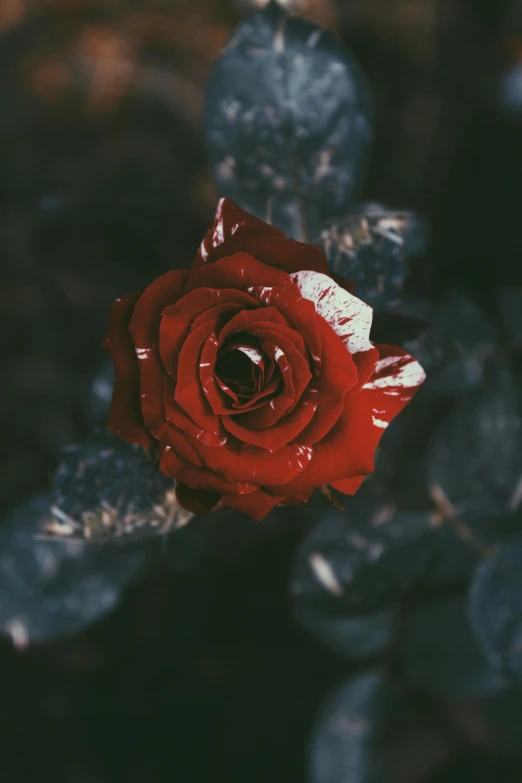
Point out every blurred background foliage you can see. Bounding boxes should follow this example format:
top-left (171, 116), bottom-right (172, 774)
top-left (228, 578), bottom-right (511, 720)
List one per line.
top-left (1, 0), bottom-right (522, 781)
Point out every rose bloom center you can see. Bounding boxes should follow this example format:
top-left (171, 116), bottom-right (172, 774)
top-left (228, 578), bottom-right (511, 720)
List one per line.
top-left (214, 335), bottom-right (281, 406)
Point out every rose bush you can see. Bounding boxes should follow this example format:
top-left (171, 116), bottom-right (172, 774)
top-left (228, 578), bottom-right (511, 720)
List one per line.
top-left (103, 199), bottom-right (425, 519)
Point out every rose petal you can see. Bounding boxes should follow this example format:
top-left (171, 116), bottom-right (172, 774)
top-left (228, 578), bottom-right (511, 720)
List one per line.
top-left (233, 337), bottom-right (311, 429)
top-left (103, 292), bottom-right (153, 447)
top-left (159, 445), bottom-right (257, 495)
top-left (296, 317), bottom-right (358, 445)
top-left (198, 329), bottom-right (223, 411)
top-left (164, 379), bottom-right (227, 447)
top-left (290, 270), bottom-right (373, 356)
top-left (137, 343), bottom-right (205, 465)
top-left (266, 390), bottom-right (375, 495)
top-left (184, 253), bottom-right (299, 297)
top-left (192, 198), bottom-right (285, 271)
top-left (159, 288), bottom-right (257, 379)
top-left (218, 306), bottom-right (291, 345)
top-left (247, 285), bottom-right (323, 373)
top-left (222, 384), bottom-right (319, 450)
top-left (191, 439), bottom-right (313, 486)
top-left (159, 445), bottom-right (256, 495)
top-left (206, 226), bottom-right (329, 275)
top-left (362, 343), bottom-right (426, 431)
top-left (353, 346), bottom-right (379, 386)
top-left (175, 482), bottom-right (222, 514)
top-left (216, 318), bottom-right (311, 421)
top-left (213, 369), bottom-right (281, 413)
top-left (138, 342), bottom-right (167, 433)
top-left (330, 476), bottom-right (365, 495)
top-left (206, 339), bottom-right (280, 415)
top-left (174, 321), bottom-right (224, 435)
top-left (191, 301), bottom-right (253, 331)
top-left (219, 312), bottom-right (308, 368)
top-left (128, 270), bottom-right (188, 349)
top-left (220, 488), bottom-right (282, 520)
top-left (211, 312), bottom-right (312, 422)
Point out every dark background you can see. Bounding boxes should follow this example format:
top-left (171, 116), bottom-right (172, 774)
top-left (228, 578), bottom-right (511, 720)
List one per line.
top-left (1, 1), bottom-right (521, 781)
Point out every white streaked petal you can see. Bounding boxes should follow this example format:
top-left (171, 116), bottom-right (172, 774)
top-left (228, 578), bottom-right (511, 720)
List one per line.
top-left (290, 270), bottom-right (373, 355)
top-left (362, 347), bottom-right (426, 433)
top-left (199, 197), bottom-right (225, 261)
top-left (363, 353), bottom-right (426, 393)
top-left (236, 345), bottom-right (264, 365)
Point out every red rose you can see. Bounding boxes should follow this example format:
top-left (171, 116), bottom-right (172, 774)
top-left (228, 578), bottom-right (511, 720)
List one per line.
top-left (103, 199), bottom-right (425, 520)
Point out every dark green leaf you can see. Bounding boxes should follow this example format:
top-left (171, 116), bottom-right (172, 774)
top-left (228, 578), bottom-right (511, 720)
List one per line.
top-left (425, 506), bottom-right (521, 587)
top-left (321, 204), bottom-right (426, 310)
top-left (49, 429), bottom-right (192, 543)
top-left (291, 498), bottom-right (436, 658)
top-left (403, 293), bottom-right (499, 395)
top-left (310, 671), bottom-right (392, 783)
top-left (204, 1), bottom-right (372, 239)
top-left (295, 603), bottom-right (396, 661)
top-left (292, 499), bottom-right (434, 614)
top-left (477, 688), bottom-right (522, 751)
top-left (0, 494), bottom-right (146, 646)
top-left (400, 595), bottom-right (507, 698)
top-left (498, 288), bottom-right (522, 348)
top-left (469, 535), bottom-right (522, 684)
top-left (425, 369), bottom-right (522, 511)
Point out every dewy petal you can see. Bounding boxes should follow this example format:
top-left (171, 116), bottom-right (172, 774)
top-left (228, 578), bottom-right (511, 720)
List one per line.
top-left (128, 270), bottom-right (188, 349)
top-left (206, 226), bottom-right (329, 276)
top-left (362, 343), bottom-right (426, 431)
top-left (290, 270), bottom-right (373, 356)
top-left (103, 291), bottom-right (153, 448)
top-left (192, 197), bottom-right (285, 271)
